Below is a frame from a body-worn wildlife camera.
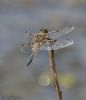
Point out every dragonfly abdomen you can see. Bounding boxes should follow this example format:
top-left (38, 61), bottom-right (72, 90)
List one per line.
top-left (26, 52), bottom-right (37, 66)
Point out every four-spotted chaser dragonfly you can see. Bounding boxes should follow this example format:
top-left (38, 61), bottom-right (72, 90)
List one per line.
top-left (21, 26), bottom-right (75, 66)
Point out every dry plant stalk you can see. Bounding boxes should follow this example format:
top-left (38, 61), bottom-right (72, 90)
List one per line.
top-left (48, 50), bottom-right (62, 100)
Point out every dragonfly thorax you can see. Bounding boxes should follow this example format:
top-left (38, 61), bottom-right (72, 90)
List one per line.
top-left (39, 31), bottom-right (47, 36)
top-left (34, 32), bottom-right (47, 42)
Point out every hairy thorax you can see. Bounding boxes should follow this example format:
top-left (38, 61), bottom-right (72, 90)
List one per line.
top-left (32, 32), bottom-right (48, 52)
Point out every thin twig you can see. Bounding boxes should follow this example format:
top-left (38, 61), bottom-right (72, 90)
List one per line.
top-left (48, 50), bottom-right (62, 100)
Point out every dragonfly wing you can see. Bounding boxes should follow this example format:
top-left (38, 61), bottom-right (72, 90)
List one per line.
top-left (39, 39), bottom-right (73, 50)
top-left (24, 32), bottom-right (34, 43)
top-left (54, 39), bottom-right (74, 49)
top-left (39, 43), bottom-right (49, 50)
top-left (48, 26), bottom-right (75, 39)
top-left (20, 32), bottom-right (34, 54)
top-left (20, 43), bottom-right (31, 54)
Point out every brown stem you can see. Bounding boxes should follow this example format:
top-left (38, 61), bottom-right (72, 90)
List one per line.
top-left (48, 50), bottom-right (62, 100)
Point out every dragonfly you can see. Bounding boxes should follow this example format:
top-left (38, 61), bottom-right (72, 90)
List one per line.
top-left (21, 26), bottom-right (75, 66)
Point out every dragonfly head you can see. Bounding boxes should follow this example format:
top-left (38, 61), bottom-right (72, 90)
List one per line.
top-left (40, 27), bottom-right (48, 33)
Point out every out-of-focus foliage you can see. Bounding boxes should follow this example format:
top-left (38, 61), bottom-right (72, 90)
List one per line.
top-left (59, 73), bottom-right (77, 88)
top-left (38, 72), bottom-right (77, 89)
top-left (38, 72), bottom-right (50, 87)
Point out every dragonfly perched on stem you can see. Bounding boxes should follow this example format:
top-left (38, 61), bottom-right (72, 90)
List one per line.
top-left (21, 26), bottom-right (74, 66)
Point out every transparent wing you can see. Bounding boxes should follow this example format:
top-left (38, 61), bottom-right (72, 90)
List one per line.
top-left (48, 26), bottom-right (75, 39)
top-left (24, 31), bottom-right (34, 44)
top-left (39, 39), bottom-right (73, 50)
top-left (20, 32), bottom-right (34, 54)
top-left (20, 43), bottom-right (31, 54)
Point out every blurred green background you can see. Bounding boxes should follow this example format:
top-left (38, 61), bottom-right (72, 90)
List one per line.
top-left (0, 0), bottom-right (86, 100)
